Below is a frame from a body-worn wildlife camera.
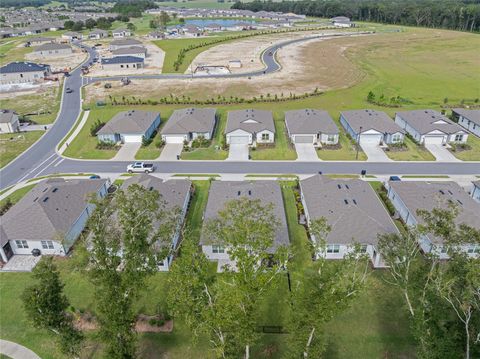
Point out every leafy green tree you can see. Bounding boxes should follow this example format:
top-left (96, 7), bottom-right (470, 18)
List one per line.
top-left (63, 20), bottom-right (74, 30)
top-left (22, 257), bottom-right (83, 356)
top-left (127, 22), bottom-right (136, 31)
top-left (367, 90), bottom-right (376, 103)
top-left (85, 18), bottom-right (96, 30)
top-left (71, 21), bottom-right (84, 31)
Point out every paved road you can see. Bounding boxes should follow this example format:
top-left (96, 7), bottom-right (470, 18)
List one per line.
top-left (0, 339), bottom-right (41, 359)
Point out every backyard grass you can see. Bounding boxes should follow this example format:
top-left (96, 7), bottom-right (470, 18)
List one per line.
top-left (0, 131), bottom-right (44, 168)
top-left (450, 135), bottom-right (480, 161)
top-left (0, 39), bottom-right (33, 63)
top-left (317, 132), bottom-right (367, 161)
top-left (385, 136), bottom-right (435, 161)
top-left (249, 114), bottom-right (297, 160)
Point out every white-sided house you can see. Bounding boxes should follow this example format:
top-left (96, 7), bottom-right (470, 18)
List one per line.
top-left (300, 175), bottom-right (399, 268)
top-left (225, 109), bottom-right (275, 145)
top-left (285, 109), bottom-right (339, 145)
top-left (100, 56), bottom-right (145, 71)
top-left (97, 110), bottom-right (160, 144)
top-left (340, 109), bottom-right (405, 145)
top-left (89, 29), bottom-right (108, 40)
top-left (25, 37), bottom-right (55, 46)
top-left (109, 39), bottom-right (143, 51)
top-left (200, 181), bottom-right (289, 272)
top-left (451, 108), bottom-right (480, 137)
top-left (161, 108), bottom-right (217, 143)
top-left (0, 178), bottom-right (109, 264)
top-left (111, 46), bottom-right (147, 59)
top-left (61, 31), bottom-right (82, 42)
top-left (34, 43), bottom-right (72, 57)
top-left (0, 109), bottom-right (20, 133)
top-left (387, 181), bottom-right (480, 258)
top-left (395, 110), bottom-right (468, 145)
top-left (330, 16), bottom-right (354, 27)
top-left (112, 28), bottom-right (132, 38)
top-left (471, 181), bottom-right (480, 203)
top-left (0, 61), bottom-right (51, 85)
top-left (121, 174), bottom-right (192, 271)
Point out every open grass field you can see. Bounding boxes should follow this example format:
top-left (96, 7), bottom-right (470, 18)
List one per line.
top-left (0, 131), bottom-right (44, 168)
top-left (0, 180), bottom-right (415, 358)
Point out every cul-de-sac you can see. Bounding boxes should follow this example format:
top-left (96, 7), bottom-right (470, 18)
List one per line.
top-left (0, 0), bottom-right (479, 358)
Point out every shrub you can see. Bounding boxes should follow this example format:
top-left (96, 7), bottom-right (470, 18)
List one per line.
top-left (142, 135), bottom-right (153, 147)
top-left (155, 139), bottom-right (165, 148)
top-left (191, 135), bottom-right (210, 148)
top-left (0, 198), bottom-right (13, 215)
top-left (96, 140), bottom-right (117, 150)
top-left (90, 119), bottom-right (105, 136)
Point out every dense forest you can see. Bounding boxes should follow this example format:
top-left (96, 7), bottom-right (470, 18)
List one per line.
top-left (232, 0), bottom-right (480, 32)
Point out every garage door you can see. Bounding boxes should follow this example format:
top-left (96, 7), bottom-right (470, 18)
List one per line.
top-left (229, 136), bottom-right (249, 144)
top-left (359, 134), bottom-right (382, 145)
top-left (424, 136), bottom-right (445, 145)
top-left (123, 134), bottom-right (143, 143)
top-left (294, 135), bottom-right (315, 143)
top-left (165, 136), bottom-right (185, 144)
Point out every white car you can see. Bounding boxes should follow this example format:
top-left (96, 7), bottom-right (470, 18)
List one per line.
top-left (127, 162), bottom-right (155, 173)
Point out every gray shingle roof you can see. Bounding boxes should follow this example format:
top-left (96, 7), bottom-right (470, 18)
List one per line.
top-left (225, 109), bottom-right (275, 134)
top-left (285, 109), bottom-right (338, 135)
top-left (26, 36), bottom-right (54, 43)
top-left (396, 109), bottom-right (465, 135)
top-left (388, 181), bottom-right (480, 244)
top-left (201, 181), bottom-right (289, 251)
top-left (97, 110), bottom-right (159, 135)
top-left (300, 175), bottom-right (398, 245)
top-left (0, 178), bottom-right (107, 246)
top-left (34, 43), bottom-right (71, 52)
top-left (111, 46), bottom-right (146, 56)
top-left (0, 109), bottom-right (18, 124)
top-left (101, 56), bottom-right (144, 65)
top-left (452, 108), bottom-right (480, 127)
top-left (89, 29), bottom-right (108, 35)
top-left (341, 109), bottom-right (404, 134)
top-left (110, 39), bottom-right (141, 46)
top-left (0, 61), bottom-right (49, 74)
top-left (161, 108), bottom-right (217, 135)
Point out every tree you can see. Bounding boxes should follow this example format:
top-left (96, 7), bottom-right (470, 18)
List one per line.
top-left (127, 22), bottom-right (136, 31)
top-left (22, 257), bottom-right (83, 356)
top-left (88, 184), bottom-right (179, 358)
top-left (154, 11), bottom-right (171, 30)
top-left (71, 21), bottom-right (84, 31)
top-left (367, 90), bottom-right (376, 103)
top-left (63, 20), bottom-right (74, 30)
top-left (85, 18), bottom-right (97, 30)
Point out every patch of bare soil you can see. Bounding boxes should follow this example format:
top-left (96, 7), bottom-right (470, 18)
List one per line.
top-left (74, 313), bottom-right (173, 333)
top-left (25, 48), bottom-right (87, 72)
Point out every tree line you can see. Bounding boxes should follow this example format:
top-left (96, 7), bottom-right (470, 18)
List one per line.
top-left (232, 0), bottom-right (480, 32)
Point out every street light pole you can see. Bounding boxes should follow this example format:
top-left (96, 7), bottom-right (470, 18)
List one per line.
top-left (356, 126), bottom-right (362, 160)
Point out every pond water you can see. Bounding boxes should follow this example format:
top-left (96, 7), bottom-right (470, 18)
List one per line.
top-left (184, 19), bottom-right (256, 27)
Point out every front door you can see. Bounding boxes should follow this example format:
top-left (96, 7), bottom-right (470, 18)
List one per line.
top-left (3, 242), bottom-right (14, 260)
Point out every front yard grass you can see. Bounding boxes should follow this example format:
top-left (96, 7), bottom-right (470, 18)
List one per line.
top-left (0, 184), bottom-right (36, 207)
top-left (317, 131), bottom-right (367, 161)
top-left (385, 136), bottom-right (435, 161)
top-left (249, 115), bottom-right (297, 160)
top-left (450, 135), bottom-right (480, 161)
top-left (0, 131), bottom-right (44, 168)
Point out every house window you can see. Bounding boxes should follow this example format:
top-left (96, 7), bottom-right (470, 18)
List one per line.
top-left (41, 240), bottom-right (54, 249)
top-left (15, 240), bottom-right (29, 249)
top-left (360, 244), bottom-right (368, 253)
top-left (440, 246), bottom-right (447, 254)
top-left (261, 133), bottom-right (269, 141)
top-left (212, 245), bottom-right (225, 254)
top-left (454, 134), bottom-right (463, 142)
top-left (326, 244), bottom-right (340, 253)
top-left (327, 135), bottom-right (335, 142)
top-left (392, 134), bottom-right (402, 143)
top-left (467, 245), bottom-right (479, 254)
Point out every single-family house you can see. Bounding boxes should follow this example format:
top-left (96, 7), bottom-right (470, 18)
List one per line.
top-left (0, 178), bottom-right (109, 264)
top-left (471, 181), bottom-right (480, 203)
top-left (200, 181), bottom-right (289, 272)
top-left (88, 29), bottom-right (108, 40)
top-left (451, 108), bottom-right (480, 137)
top-left (61, 31), bottom-right (82, 41)
top-left (0, 61), bottom-right (51, 85)
top-left (149, 31), bottom-right (165, 39)
top-left (111, 46), bottom-right (147, 58)
top-left (395, 110), bottom-right (468, 145)
top-left (109, 39), bottom-right (142, 51)
top-left (97, 110), bottom-right (160, 143)
top-left (340, 109), bottom-right (405, 145)
top-left (100, 56), bottom-right (145, 71)
top-left (121, 174), bottom-right (192, 271)
top-left (0, 109), bottom-right (20, 133)
top-left (183, 25), bottom-right (202, 37)
top-left (331, 16), bottom-right (353, 27)
top-left (161, 108), bottom-right (217, 143)
top-left (387, 181), bottom-right (480, 258)
top-left (225, 109), bottom-right (275, 145)
top-left (112, 28), bottom-right (132, 38)
top-left (34, 43), bottom-right (72, 56)
top-left (300, 175), bottom-right (398, 268)
top-left (285, 109), bottom-right (339, 145)
top-left (25, 36), bottom-right (54, 46)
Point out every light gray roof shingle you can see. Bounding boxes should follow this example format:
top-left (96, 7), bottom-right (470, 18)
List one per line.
top-left (110, 39), bottom-right (141, 46)
top-left (225, 109), bottom-right (275, 134)
top-left (161, 108), bottom-right (217, 135)
top-left (0, 109), bottom-right (18, 123)
top-left (300, 175), bottom-right (398, 245)
top-left (388, 181), bottom-right (480, 244)
top-left (201, 181), bottom-right (289, 251)
top-left (26, 36), bottom-right (54, 43)
top-left (452, 108), bottom-right (480, 127)
top-left (341, 109), bottom-right (404, 134)
top-left (34, 43), bottom-right (71, 52)
top-left (111, 46), bottom-right (146, 56)
top-left (97, 110), bottom-right (159, 135)
top-left (0, 61), bottom-right (50, 74)
top-left (0, 178), bottom-right (107, 246)
top-left (285, 109), bottom-right (338, 135)
top-left (101, 56), bottom-right (144, 65)
top-left (396, 109), bottom-right (466, 135)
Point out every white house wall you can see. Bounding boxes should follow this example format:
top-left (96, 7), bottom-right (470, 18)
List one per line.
top-left (458, 115), bottom-right (480, 137)
top-left (319, 133), bottom-right (339, 145)
top-left (255, 130), bottom-right (275, 143)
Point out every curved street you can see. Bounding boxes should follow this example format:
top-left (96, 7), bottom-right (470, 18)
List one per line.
top-left (1, 32), bottom-right (479, 190)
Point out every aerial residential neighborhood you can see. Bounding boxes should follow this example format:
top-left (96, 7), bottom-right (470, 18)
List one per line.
top-left (0, 0), bottom-right (479, 358)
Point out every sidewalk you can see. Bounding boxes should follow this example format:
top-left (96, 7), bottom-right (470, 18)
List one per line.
top-left (0, 339), bottom-right (41, 359)
top-left (57, 110), bottom-right (90, 155)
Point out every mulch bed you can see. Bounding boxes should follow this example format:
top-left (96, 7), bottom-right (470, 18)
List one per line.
top-left (74, 312), bottom-right (173, 333)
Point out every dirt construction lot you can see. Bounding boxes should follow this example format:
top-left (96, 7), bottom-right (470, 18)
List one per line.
top-left (85, 32), bottom-right (367, 102)
top-left (25, 48), bottom-right (87, 72)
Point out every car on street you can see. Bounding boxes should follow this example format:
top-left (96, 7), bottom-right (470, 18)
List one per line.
top-left (66, 88), bottom-right (73, 93)
top-left (89, 175), bottom-right (101, 179)
top-left (389, 176), bottom-right (401, 181)
top-left (127, 162), bottom-right (155, 173)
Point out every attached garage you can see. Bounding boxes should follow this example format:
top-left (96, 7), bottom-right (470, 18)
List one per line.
top-left (228, 135), bottom-right (250, 145)
top-left (359, 134), bottom-right (382, 145)
top-left (164, 135), bottom-right (185, 144)
top-left (293, 135), bottom-right (315, 144)
top-left (122, 134), bottom-right (143, 143)
top-left (423, 136), bottom-right (445, 145)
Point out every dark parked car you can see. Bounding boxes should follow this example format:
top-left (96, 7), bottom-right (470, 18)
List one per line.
top-left (66, 88), bottom-right (73, 93)
top-left (89, 175), bottom-right (100, 179)
top-left (389, 176), bottom-right (401, 181)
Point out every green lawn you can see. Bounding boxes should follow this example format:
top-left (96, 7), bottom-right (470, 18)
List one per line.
top-left (250, 114), bottom-right (297, 160)
top-left (0, 131), bottom-right (44, 168)
top-left (317, 132), bottom-right (367, 161)
top-left (0, 39), bottom-right (33, 63)
top-left (450, 135), bottom-right (480, 161)
top-left (0, 184), bottom-right (36, 207)
top-left (385, 136), bottom-right (435, 161)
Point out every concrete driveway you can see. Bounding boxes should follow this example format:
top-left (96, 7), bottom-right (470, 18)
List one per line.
top-left (295, 143), bottom-right (319, 161)
top-left (159, 143), bottom-right (183, 161)
top-left (425, 144), bottom-right (461, 162)
top-left (361, 143), bottom-right (392, 162)
top-left (112, 142), bottom-right (141, 161)
top-left (227, 144), bottom-right (249, 161)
